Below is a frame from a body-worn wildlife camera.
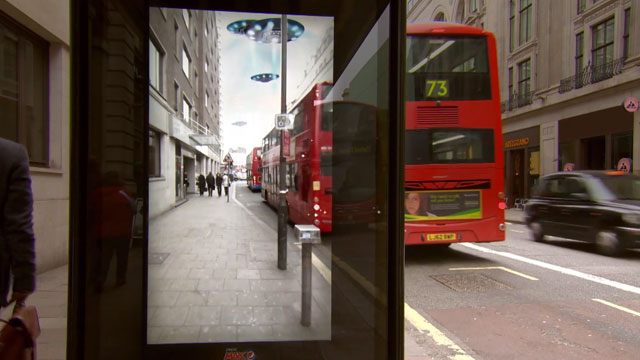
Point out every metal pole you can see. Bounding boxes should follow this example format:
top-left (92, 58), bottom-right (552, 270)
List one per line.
top-left (277, 14), bottom-right (288, 270)
top-left (301, 242), bottom-right (312, 326)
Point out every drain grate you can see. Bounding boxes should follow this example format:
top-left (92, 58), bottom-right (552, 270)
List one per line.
top-left (149, 252), bottom-right (170, 265)
top-left (430, 273), bottom-right (512, 292)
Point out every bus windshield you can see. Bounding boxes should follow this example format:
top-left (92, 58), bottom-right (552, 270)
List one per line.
top-left (406, 128), bottom-right (494, 164)
top-left (406, 35), bottom-right (491, 101)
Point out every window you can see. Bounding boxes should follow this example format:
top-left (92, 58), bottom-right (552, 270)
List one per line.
top-left (149, 39), bottom-right (163, 92)
top-left (182, 46), bottom-right (190, 79)
top-left (519, 0), bottom-right (532, 45)
top-left (149, 129), bottom-right (161, 177)
top-left (174, 82), bottom-right (180, 111)
top-left (591, 17), bottom-right (614, 73)
top-left (406, 128), bottom-right (495, 164)
top-left (518, 58), bottom-right (531, 104)
top-left (577, 0), bottom-right (585, 14)
top-left (508, 66), bottom-right (514, 102)
top-left (469, 0), bottom-right (478, 13)
top-left (434, 12), bottom-right (445, 21)
top-left (205, 58), bottom-right (208, 73)
top-left (0, 13), bottom-right (49, 165)
top-left (575, 32), bottom-right (584, 74)
top-left (623, 9), bottom-right (630, 60)
top-left (183, 97), bottom-right (191, 122)
top-left (182, 9), bottom-right (190, 30)
top-left (205, 91), bottom-right (209, 108)
top-left (509, 0), bottom-right (515, 51)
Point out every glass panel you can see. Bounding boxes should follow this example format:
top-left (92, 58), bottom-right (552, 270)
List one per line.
top-left (406, 36), bottom-right (490, 100)
top-left (73, 0), bottom-right (399, 358)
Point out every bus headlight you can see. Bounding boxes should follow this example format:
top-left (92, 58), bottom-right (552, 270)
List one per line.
top-left (622, 213), bottom-right (640, 225)
top-left (313, 204), bottom-right (320, 211)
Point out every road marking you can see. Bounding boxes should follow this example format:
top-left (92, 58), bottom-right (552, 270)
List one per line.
top-left (461, 243), bottom-right (640, 295)
top-left (593, 299), bottom-right (640, 317)
top-left (405, 303), bottom-right (476, 360)
top-left (449, 266), bottom-right (538, 281)
top-left (508, 229), bottom-right (525, 233)
top-left (505, 222), bottom-right (512, 225)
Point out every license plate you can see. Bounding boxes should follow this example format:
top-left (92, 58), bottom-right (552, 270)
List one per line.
top-left (427, 233), bottom-right (456, 241)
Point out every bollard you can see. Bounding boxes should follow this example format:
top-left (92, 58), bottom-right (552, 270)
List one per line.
top-left (294, 224), bottom-right (321, 327)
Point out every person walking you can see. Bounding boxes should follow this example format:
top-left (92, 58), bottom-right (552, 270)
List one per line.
top-left (222, 172), bottom-right (231, 202)
top-left (183, 170), bottom-right (189, 196)
top-left (215, 172), bottom-right (223, 197)
top-left (92, 171), bottom-right (135, 292)
top-left (206, 172), bottom-right (215, 197)
top-left (197, 173), bottom-right (206, 196)
top-left (0, 138), bottom-right (36, 309)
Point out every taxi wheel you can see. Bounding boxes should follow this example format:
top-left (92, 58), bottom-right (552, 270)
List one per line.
top-left (595, 230), bottom-right (623, 257)
top-left (529, 221), bottom-right (544, 242)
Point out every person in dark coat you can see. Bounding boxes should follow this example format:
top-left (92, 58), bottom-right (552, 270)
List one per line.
top-left (215, 172), bottom-right (223, 197)
top-left (197, 173), bottom-right (206, 196)
top-left (0, 138), bottom-right (36, 308)
top-left (206, 172), bottom-right (215, 197)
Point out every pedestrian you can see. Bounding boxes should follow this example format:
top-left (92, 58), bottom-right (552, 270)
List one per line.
top-left (222, 172), bottom-right (231, 199)
top-left (206, 171), bottom-right (215, 197)
top-left (0, 138), bottom-right (36, 309)
top-left (215, 172), bottom-right (223, 197)
top-left (91, 171), bottom-right (135, 292)
top-left (197, 173), bottom-right (206, 196)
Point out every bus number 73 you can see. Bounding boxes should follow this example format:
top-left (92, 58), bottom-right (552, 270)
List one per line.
top-left (425, 80), bottom-right (448, 97)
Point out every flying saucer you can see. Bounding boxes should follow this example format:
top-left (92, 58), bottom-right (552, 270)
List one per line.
top-left (227, 18), bottom-right (305, 43)
top-left (232, 121), bottom-right (247, 127)
top-left (250, 73), bottom-right (279, 83)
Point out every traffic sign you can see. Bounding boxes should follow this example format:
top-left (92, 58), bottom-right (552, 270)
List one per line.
top-left (623, 97), bottom-right (638, 112)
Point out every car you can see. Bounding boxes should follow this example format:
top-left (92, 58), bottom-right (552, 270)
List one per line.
top-left (525, 170), bottom-right (640, 256)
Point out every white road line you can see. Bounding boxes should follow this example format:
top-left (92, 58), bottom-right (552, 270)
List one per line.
top-left (593, 299), bottom-right (640, 317)
top-left (405, 303), bottom-right (475, 360)
top-left (461, 243), bottom-right (640, 295)
top-left (508, 229), bottom-right (525, 233)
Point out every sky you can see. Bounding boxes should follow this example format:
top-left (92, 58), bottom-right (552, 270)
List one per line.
top-left (215, 11), bottom-right (333, 160)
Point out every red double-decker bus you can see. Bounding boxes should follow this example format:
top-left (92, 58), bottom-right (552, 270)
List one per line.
top-left (246, 147), bottom-right (262, 191)
top-left (261, 83), bottom-right (378, 233)
top-left (404, 22), bottom-right (506, 246)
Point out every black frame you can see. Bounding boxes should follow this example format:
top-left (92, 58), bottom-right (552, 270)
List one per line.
top-left (70, 0), bottom-right (405, 359)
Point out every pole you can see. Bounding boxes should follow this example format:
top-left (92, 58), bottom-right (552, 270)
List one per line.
top-left (277, 14), bottom-right (288, 270)
top-left (301, 242), bottom-right (312, 326)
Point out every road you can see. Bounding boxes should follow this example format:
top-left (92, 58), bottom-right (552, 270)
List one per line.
top-left (235, 183), bottom-right (640, 359)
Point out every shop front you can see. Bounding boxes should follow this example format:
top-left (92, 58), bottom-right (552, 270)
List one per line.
top-left (558, 107), bottom-right (633, 173)
top-left (503, 126), bottom-right (540, 207)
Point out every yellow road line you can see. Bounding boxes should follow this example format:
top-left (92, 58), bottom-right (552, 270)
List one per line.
top-left (593, 299), bottom-right (640, 317)
top-left (449, 266), bottom-right (539, 281)
top-left (405, 303), bottom-right (475, 360)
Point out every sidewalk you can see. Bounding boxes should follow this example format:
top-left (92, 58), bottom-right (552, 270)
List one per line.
top-left (504, 208), bottom-right (526, 224)
top-left (147, 185), bottom-right (331, 343)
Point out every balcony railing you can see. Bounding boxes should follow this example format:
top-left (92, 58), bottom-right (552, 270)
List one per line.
top-left (501, 91), bottom-right (533, 113)
top-left (559, 57), bottom-right (624, 94)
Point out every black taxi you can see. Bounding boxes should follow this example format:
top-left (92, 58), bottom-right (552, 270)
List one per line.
top-left (525, 170), bottom-right (640, 256)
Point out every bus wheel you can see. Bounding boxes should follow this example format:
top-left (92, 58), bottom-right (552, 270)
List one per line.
top-left (529, 221), bottom-right (544, 242)
top-left (595, 230), bottom-right (623, 257)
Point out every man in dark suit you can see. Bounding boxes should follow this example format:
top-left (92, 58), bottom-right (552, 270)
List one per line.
top-left (0, 138), bottom-right (36, 308)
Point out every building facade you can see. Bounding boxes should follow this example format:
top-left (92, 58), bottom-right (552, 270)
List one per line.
top-left (409, 0), bottom-right (640, 205)
top-left (149, 8), bottom-right (221, 218)
top-left (0, 0), bottom-right (70, 271)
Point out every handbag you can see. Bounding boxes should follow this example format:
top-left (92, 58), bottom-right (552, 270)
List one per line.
top-left (0, 302), bottom-right (40, 360)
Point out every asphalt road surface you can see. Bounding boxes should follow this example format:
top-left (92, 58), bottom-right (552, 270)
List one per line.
top-left (235, 184), bottom-right (640, 359)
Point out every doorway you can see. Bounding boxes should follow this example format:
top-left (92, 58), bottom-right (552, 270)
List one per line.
top-left (581, 135), bottom-right (605, 170)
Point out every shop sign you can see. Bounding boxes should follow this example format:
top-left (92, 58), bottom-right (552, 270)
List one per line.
top-left (505, 137), bottom-right (530, 148)
top-left (623, 97), bottom-right (638, 113)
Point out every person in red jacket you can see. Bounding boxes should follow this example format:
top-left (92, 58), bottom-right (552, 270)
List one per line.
top-left (92, 171), bottom-right (134, 292)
